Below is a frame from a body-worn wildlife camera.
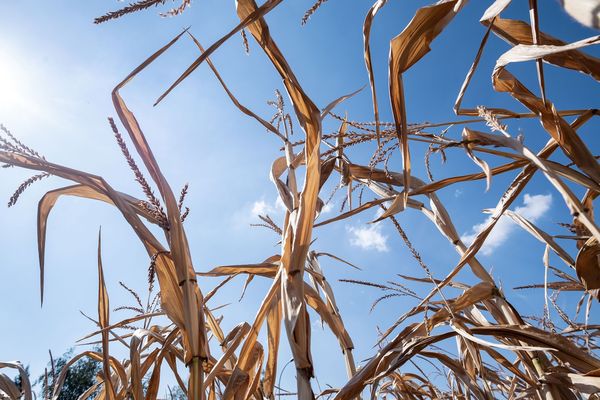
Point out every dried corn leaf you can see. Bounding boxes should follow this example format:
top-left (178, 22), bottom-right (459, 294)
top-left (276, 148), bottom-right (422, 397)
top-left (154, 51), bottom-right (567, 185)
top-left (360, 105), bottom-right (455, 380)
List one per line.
top-left (576, 237), bottom-right (600, 290)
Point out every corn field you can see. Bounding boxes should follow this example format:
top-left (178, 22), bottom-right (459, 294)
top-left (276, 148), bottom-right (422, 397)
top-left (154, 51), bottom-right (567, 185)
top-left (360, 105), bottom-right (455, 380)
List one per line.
top-left (1, 0), bottom-right (600, 399)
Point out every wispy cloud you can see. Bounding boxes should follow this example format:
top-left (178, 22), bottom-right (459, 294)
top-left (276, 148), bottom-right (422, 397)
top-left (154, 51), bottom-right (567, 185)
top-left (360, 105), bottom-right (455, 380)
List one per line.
top-left (242, 197), bottom-right (333, 228)
top-left (321, 201), bottom-right (334, 214)
top-left (232, 197), bottom-right (285, 229)
top-left (461, 193), bottom-right (552, 255)
top-left (347, 223), bottom-right (389, 252)
top-left (251, 196), bottom-right (288, 216)
top-left (251, 200), bottom-right (276, 216)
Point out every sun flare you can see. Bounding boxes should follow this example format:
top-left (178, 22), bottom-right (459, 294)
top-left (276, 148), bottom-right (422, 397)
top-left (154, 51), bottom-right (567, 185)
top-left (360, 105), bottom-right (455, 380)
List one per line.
top-left (0, 43), bottom-right (30, 112)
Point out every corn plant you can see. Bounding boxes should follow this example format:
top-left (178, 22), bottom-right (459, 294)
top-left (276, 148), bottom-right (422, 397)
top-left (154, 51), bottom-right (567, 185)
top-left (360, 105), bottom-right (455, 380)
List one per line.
top-left (2, 0), bottom-right (600, 399)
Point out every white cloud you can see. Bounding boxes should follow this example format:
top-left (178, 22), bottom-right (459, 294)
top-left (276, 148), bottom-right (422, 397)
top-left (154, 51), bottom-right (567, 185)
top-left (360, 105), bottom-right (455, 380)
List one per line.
top-left (251, 197), bottom-right (287, 216)
top-left (321, 202), bottom-right (334, 214)
top-left (347, 223), bottom-right (389, 252)
top-left (231, 197), bottom-right (285, 229)
top-left (251, 200), bottom-right (274, 216)
top-left (461, 193), bottom-right (552, 255)
top-left (254, 197), bottom-right (335, 217)
top-left (517, 193), bottom-right (553, 220)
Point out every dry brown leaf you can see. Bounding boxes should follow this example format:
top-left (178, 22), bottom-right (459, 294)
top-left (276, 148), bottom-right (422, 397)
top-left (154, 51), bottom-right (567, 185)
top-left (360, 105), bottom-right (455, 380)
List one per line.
top-left (576, 237), bottom-right (600, 290)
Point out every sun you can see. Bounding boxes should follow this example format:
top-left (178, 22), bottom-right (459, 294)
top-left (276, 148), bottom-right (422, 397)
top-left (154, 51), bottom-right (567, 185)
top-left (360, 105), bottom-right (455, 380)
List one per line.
top-left (0, 41), bottom-right (30, 114)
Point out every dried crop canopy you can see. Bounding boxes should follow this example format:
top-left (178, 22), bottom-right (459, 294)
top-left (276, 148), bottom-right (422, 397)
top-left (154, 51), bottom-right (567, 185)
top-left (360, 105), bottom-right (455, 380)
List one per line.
top-left (1, 1), bottom-right (600, 400)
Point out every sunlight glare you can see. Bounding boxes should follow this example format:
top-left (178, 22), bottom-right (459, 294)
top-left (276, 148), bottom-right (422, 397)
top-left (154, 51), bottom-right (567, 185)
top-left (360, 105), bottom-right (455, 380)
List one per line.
top-left (0, 43), bottom-right (27, 107)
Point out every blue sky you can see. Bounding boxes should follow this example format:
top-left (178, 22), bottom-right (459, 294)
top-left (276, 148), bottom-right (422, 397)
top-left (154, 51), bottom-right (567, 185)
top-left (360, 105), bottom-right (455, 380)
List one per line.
top-left (0, 0), bottom-right (599, 393)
